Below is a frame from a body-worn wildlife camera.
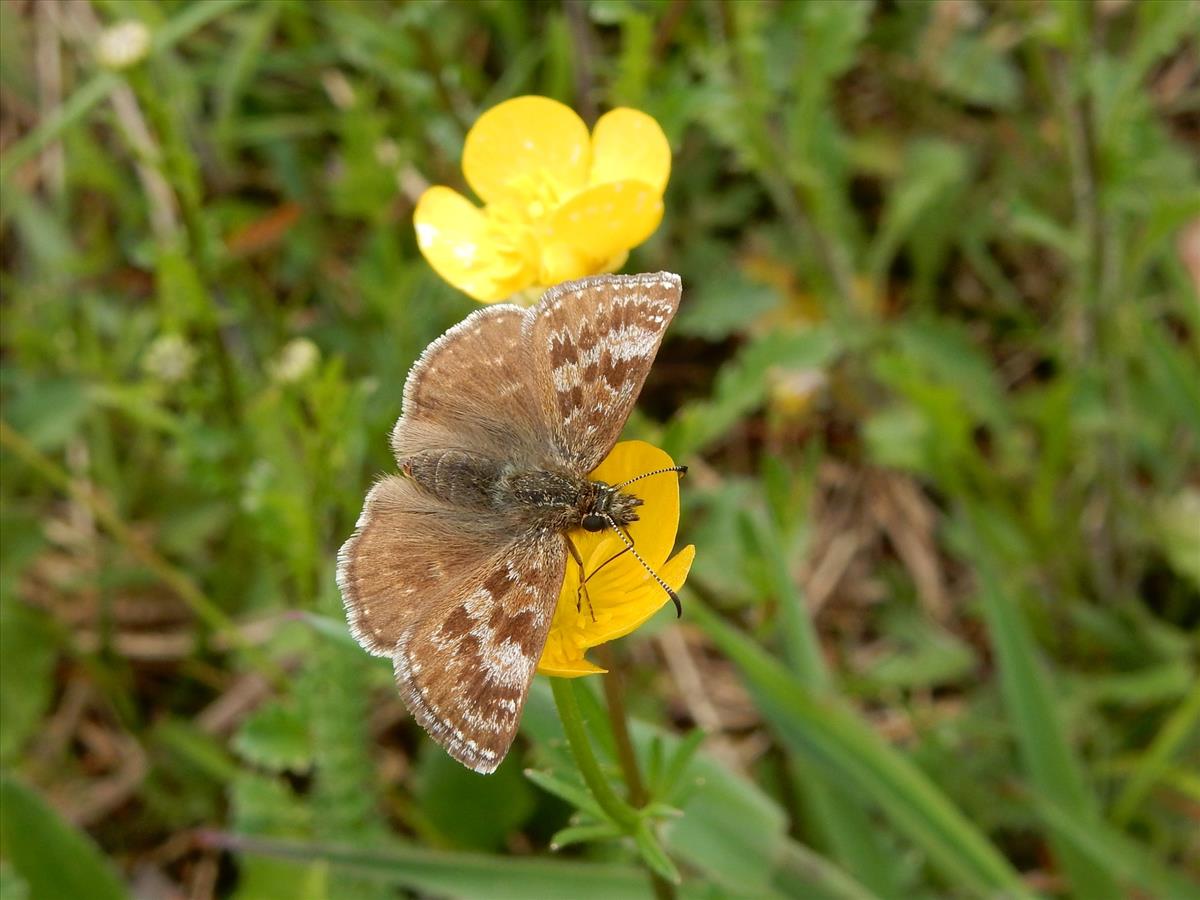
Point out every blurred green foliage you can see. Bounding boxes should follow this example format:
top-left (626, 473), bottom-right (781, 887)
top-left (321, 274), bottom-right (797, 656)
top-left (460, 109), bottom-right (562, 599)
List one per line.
top-left (1, 1), bottom-right (1198, 898)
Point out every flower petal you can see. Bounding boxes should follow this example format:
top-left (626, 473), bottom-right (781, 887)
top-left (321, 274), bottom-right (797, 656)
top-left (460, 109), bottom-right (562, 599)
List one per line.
top-left (463, 96), bottom-right (591, 205)
top-left (548, 181), bottom-right (664, 265)
top-left (536, 441), bottom-right (690, 678)
top-left (581, 544), bottom-right (695, 648)
top-left (538, 241), bottom-right (595, 286)
top-left (536, 650), bottom-right (607, 679)
top-left (590, 108), bottom-right (671, 194)
top-left (413, 187), bottom-right (529, 302)
top-left (589, 440), bottom-right (681, 570)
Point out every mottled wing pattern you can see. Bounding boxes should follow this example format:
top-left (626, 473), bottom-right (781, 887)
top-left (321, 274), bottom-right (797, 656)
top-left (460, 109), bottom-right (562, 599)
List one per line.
top-left (392, 303), bottom-right (552, 465)
top-left (338, 475), bottom-right (499, 656)
top-left (527, 272), bottom-right (681, 473)
top-left (337, 476), bottom-right (565, 773)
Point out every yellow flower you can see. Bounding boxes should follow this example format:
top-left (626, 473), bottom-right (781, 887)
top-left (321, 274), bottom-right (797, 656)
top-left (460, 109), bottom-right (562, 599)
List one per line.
top-left (414, 96), bottom-right (671, 303)
top-left (538, 441), bottom-right (695, 678)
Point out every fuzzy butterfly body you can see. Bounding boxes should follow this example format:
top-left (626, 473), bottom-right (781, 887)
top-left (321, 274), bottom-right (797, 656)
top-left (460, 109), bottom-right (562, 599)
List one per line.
top-left (337, 272), bottom-right (682, 772)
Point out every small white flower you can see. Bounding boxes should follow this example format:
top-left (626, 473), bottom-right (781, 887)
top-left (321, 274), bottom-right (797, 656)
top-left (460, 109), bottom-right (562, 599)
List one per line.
top-left (269, 338), bottom-right (320, 385)
top-left (241, 459), bottom-right (275, 514)
top-left (96, 21), bottom-right (151, 71)
top-left (143, 333), bottom-right (196, 384)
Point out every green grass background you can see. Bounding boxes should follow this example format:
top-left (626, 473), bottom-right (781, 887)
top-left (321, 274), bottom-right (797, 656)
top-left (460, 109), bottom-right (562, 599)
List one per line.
top-left (1, 1), bottom-right (1198, 898)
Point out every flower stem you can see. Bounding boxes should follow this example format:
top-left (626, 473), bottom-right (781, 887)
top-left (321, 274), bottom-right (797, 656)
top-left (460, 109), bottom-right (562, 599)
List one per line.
top-left (595, 644), bottom-right (648, 806)
top-left (550, 673), bottom-right (677, 900)
top-left (550, 677), bottom-right (639, 830)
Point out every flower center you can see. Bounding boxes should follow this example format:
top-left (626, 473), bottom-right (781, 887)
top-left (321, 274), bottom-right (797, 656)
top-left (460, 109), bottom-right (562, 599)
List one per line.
top-left (477, 171), bottom-right (570, 287)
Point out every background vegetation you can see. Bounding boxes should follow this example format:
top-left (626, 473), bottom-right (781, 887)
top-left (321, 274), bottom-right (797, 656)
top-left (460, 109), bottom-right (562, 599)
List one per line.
top-left (2, 1), bottom-right (1198, 897)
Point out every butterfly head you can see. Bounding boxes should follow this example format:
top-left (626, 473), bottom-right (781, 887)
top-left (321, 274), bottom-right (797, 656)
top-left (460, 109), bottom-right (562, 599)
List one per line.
top-left (579, 482), bottom-right (642, 532)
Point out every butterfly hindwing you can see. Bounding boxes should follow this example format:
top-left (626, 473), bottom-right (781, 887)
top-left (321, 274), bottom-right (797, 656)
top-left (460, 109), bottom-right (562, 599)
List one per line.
top-left (337, 475), bottom-right (565, 773)
top-left (391, 530), bottom-right (565, 773)
top-left (527, 272), bottom-right (682, 473)
top-left (337, 475), bottom-right (510, 656)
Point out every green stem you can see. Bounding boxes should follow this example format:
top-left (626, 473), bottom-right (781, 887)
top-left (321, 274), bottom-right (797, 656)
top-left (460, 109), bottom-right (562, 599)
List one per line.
top-left (550, 678), bottom-right (639, 830)
top-left (1112, 677), bottom-right (1200, 825)
top-left (550, 677), bottom-right (677, 898)
top-left (594, 644), bottom-right (648, 806)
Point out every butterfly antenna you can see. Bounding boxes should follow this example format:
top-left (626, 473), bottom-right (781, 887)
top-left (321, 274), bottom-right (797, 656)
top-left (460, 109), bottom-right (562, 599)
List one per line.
top-left (604, 516), bottom-right (682, 617)
top-left (613, 465), bottom-right (688, 490)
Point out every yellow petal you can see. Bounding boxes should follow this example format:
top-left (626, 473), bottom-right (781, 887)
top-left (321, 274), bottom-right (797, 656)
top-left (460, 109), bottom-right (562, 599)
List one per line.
top-left (589, 440), bottom-right (681, 570)
top-left (536, 649), bottom-right (607, 679)
top-left (463, 96), bottom-right (591, 205)
top-left (538, 241), bottom-right (595, 286)
top-left (413, 186), bottom-right (530, 302)
top-left (590, 108), bottom-right (671, 194)
top-left (549, 181), bottom-right (664, 263)
top-left (536, 440), bottom-right (690, 677)
top-left (581, 544), bottom-right (695, 648)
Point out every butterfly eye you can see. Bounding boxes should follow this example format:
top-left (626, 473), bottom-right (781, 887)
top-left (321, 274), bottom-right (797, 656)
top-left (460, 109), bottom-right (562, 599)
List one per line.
top-left (581, 514), bottom-right (607, 532)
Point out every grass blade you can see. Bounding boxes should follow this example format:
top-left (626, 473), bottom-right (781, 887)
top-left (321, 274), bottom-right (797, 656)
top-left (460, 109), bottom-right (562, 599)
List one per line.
top-left (968, 527), bottom-right (1123, 899)
top-left (688, 596), bottom-right (1029, 898)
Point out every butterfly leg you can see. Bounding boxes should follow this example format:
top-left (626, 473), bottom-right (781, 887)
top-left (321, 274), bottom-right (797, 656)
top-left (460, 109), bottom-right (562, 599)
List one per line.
top-left (583, 543), bottom-right (632, 587)
top-left (564, 536), bottom-right (597, 622)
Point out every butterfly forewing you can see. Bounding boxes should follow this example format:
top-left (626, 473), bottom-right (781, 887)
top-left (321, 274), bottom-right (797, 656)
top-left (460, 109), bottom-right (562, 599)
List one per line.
top-left (338, 475), bottom-right (512, 656)
top-left (528, 273), bottom-right (682, 472)
top-left (392, 303), bottom-right (552, 465)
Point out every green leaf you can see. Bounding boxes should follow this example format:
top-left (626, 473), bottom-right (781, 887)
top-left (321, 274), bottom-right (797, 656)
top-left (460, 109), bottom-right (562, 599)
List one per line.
top-left (0, 862), bottom-right (30, 900)
top-left (663, 326), bottom-right (842, 457)
top-left (413, 742), bottom-right (535, 851)
top-left (522, 768), bottom-right (607, 823)
top-left (928, 34), bottom-right (1020, 110)
top-left (223, 834), bottom-right (683, 900)
top-left (687, 600), bottom-right (1029, 898)
top-left (0, 777), bottom-right (128, 900)
top-left (0, 602), bottom-right (55, 764)
top-left (549, 822), bottom-right (622, 850)
top-left (4, 378), bottom-right (91, 452)
top-left (674, 270), bottom-right (782, 340)
top-left (962, 524), bottom-right (1122, 899)
top-left (154, 247), bottom-right (212, 329)
top-left (1153, 489), bottom-right (1200, 591)
top-left (1031, 797), bottom-right (1200, 899)
top-left (228, 773), bottom-right (323, 900)
top-left (868, 139), bottom-right (969, 284)
top-left (854, 608), bottom-right (976, 691)
top-left (232, 701), bottom-right (313, 773)
top-left (1112, 678), bottom-right (1200, 827)
top-left (657, 729), bottom-right (706, 803)
top-left (744, 515), bottom-right (903, 897)
top-left (633, 822), bottom-right (681, 885)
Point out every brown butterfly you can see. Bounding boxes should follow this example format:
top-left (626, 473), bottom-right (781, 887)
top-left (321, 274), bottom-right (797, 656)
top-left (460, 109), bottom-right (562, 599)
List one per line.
top-left (337, 272), bottom-right (683, 773)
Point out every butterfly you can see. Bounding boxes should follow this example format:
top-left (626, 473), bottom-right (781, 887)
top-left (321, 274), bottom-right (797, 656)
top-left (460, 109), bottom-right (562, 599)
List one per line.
top-left (337, 272), bottom-right (683, 773)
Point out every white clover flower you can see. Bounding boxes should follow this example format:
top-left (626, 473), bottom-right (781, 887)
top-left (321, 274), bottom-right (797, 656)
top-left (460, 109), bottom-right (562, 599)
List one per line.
top-left (143, 334), bottom-right (196, 385)
top-left (96, 21), bottom-right (151, 71)
top-left (269, 338), bottom-right (320, 385)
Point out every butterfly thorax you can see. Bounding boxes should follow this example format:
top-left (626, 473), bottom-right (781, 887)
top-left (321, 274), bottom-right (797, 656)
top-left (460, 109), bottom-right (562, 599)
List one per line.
top-left (399, 450), bottom-right (641, 532)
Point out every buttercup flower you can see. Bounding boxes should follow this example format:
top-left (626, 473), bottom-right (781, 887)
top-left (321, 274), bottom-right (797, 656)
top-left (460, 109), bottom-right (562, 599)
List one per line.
top-left (538, 441), bottom-right (695, 677)
top-left (414, 96), bottom-right (671, 303)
